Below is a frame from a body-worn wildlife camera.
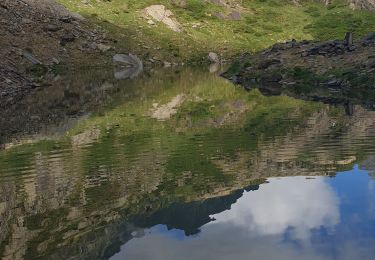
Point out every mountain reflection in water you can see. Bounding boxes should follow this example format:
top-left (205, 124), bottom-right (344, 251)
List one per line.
top-left (114, 168), bottom-right (375, 260)
top-left (1, 68), bottom-right (375, 260)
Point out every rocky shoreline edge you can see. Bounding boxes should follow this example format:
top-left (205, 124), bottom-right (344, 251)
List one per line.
top-left (222, 32), bottom-right (375, 112)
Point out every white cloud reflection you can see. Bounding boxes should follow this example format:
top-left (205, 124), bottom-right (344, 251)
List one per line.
top-left (112, 176), bottom-right (347, 260)
top-left (209, 176), bottom-right (340, 240)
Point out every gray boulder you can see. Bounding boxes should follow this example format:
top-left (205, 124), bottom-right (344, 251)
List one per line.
top-left (208, 52), bottom-right (220, 63)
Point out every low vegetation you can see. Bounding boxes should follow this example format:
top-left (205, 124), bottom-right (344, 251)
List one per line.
top-left (58, 0), bottom-right (375, 62)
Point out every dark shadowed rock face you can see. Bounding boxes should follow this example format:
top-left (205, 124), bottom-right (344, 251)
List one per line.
top-left (0, 0), bottom-right (110, 109)
top-left (222, 33), bottom-right (375, 111)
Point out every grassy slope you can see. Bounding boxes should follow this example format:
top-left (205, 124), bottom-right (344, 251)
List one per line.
top-left (58, 0), bottom-right (375, 62)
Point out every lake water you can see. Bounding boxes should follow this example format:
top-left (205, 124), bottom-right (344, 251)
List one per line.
top-left (1, 68), bottom-right (375, 259)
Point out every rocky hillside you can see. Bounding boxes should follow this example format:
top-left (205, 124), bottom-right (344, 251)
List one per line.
top-left (58, 0), bottom-right (375, 61)
top-left (0, 0), bottom-right (114, 109)
top-left (1, 0), bottom-right (375, 106)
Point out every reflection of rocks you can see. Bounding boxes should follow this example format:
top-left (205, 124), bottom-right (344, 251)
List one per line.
top-left (113, 54), bottom-right (143, 79)
top-left (71, 128), bottom-right (101, 146)
top-left (214, 107), bottom-right (375, 180)
top-left (114, 67), bottom-right (143, 80)
top-left (151, 94), bottom-right (186, 120)
top-left (132, 184), bottom-right (259, 236)
top-left (0, 0), bottom-right (107, 114)
top-left (209, 62), bottom-right (221, 73)
top-left (2, 68), bottom-right (375, 259)
top-left (360, 155), bottom-right (375, 176)
top-left (0, 67), bottom-right (129, 146)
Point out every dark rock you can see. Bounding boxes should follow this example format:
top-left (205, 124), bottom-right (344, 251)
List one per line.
top-left (363, 32), bottom-right (375, 43)
top-left (23, 52), bottom-right (42, 65)
top-left (345, 32), bottom-right (353, 46)
top-left (258, 84), bottom-right (283, 96)
top-left (212, 12), bottom-right (226, 20)
top-left (304, 40), bottom-right (350, 56)
top-left (228, 11), bottom-right (241, 21)
top-left (347, 45), bottom-right (356, 52)
top-left (271, 43), bottom-right (287, 52)
top-left (60, 33), bottom-right (75, 46)
top-left (44, 24), bottom-right (62, 32)
top-left (326, 79), bottom-right (342, 88)
top-left (261, 74), bottom-right (282, 83)
top-left (257, 59), bottom-right (281, 69)
top-left (59, 16), bottom-right (73, 23)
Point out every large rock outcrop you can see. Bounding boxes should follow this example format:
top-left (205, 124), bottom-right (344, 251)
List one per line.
top-left (222, 32), bottom-right (375, 110)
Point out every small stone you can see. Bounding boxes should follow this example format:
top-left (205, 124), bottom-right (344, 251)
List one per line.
top-left (52, 58), bottom-right (60, 64)
top-left (345, 32), bottom-right (353, 46)
top-left (326, 79), bottom-right (342, 88)
top-left (97, 43), bottom-right (112, 52)
top-left (113, 54), bottom-right (143, 69)
top-left (22, 18), bottom-right (32, 24)
top-left (228, 11), bottom-right (241, 21)
top-left (23, 52), bottom-right (42, 65)
top-left (60, 16), bottom-right (72, 23)
top-left (147, 20), bottom-right (155, 25)
top-left (208, 52), bottom-right (220, 63)
top-left (60, 33), bottom-right (75, 46)
top-left (163, 61), bottom-right (172, 67)
top-left (45, 24), bottom-right (61, 32)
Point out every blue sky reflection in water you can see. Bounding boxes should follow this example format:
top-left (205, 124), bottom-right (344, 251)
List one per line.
top-left (112, 166), bottom-right (375, 260)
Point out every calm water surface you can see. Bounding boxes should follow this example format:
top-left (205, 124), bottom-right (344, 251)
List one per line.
top-left (0, 67), bottom-right (375, 259)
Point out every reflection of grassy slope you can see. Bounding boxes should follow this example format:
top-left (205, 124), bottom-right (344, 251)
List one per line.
top-left (64, 69), bottom-right (324, 185)
top-left (0, 69), bottom-right (324, 177)
top-left (0, 141), bottom-right (69, 174)
top-left (57, 0), bottom-right (375, 62)
top-left (283, 67), bottom-right (375, 102)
